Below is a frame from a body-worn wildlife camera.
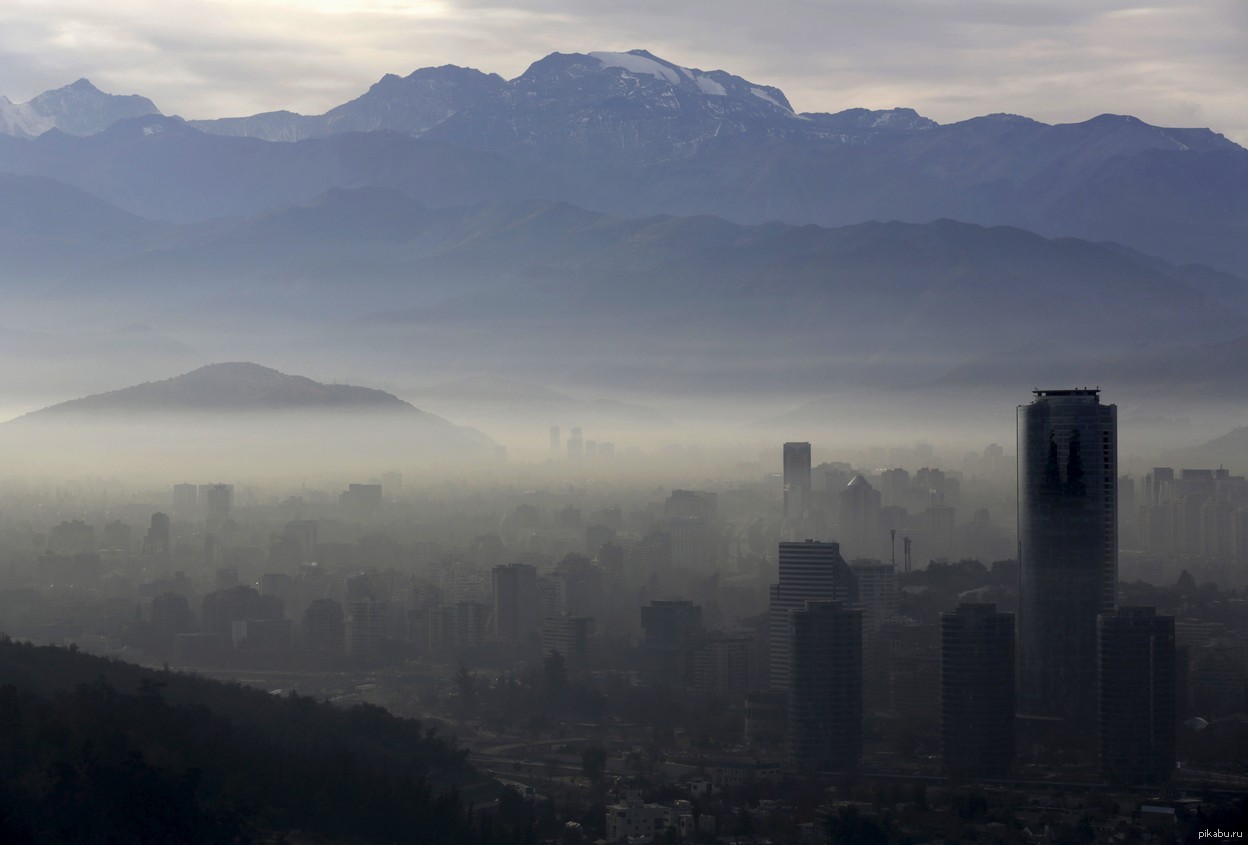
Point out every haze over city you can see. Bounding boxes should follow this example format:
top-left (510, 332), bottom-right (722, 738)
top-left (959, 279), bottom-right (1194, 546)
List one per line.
top-left (0, 1), bottom-right (1246, 843)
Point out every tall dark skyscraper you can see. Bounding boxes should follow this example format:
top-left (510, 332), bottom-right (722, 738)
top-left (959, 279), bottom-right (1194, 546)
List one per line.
top-left (941, 603), bottom-right (1015, 777)
top-left (1098, 606), bottom-right (1175, 784)
top-left (1017, 389), bottom-right (1117, 730)
top-left (782, 442), bottom-right (812, 522)
top-left (788, 600), bottom-right (862, 771)
top-left (770, 541), bottom-right (856, 690)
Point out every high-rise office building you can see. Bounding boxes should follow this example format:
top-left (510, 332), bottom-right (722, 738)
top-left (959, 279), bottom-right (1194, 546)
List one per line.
top-left (455, 600), bottom-right (491, 650)
top-left (172, 483), bottom-right (199, 517)
top-left (850, 560), bottom-right (897, 708)
top-left (641, 599), bottom-right (703, 685)
top-left (341, 483), bottom-right (382, 513)
top-left (202, 483), bottom-right (233, 538)
top-left (349, 598), bottom-right (388, 661)
top-left (692, 632), bottom-right (756, 695)
top-left (788, 600), bottom-right (862, 770)
top-left (492, 563), bottom-right (539, 644)
top-left (838, 476), bottom-right (881, 559)
top-left (1098, 606), bottom-right (1175, 784)
top-left (1150, 467), bottom-right (1175, 507)
top-left (941, 603), bottom-right (1015, 777)
top-left (284, 520), bottom-right (318, 562)
top-left (1017, 389), bottom-right (1116, 730)
top-left (665, 490), bottom-right (719, 572)
top-left (770, 541), bottom-right (856, 690)
top-left (783, 442), bottom-right (812, 522)
top-left (143, 512), bottom-right (171, 558)
top-left (149, 592), bottom-right (192, 655)
top-left (303, 598), bottom-right (346, 658)
top-left (541, 614), bottom-right (595, 670)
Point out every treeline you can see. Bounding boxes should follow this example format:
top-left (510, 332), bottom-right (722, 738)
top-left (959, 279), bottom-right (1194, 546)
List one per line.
top-left (0, 638), bottom-right (522, 844)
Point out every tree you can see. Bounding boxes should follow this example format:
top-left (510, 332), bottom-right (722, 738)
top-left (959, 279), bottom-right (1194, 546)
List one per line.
top-left (826, 806), bottom-right (888, 845)
top-left (1177, 569), bottom-right (1197, 594)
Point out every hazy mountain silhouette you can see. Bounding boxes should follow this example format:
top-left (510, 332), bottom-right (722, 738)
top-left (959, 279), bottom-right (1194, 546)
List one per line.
top-left (412, 375), bottom-right (573, 406)
top-left (2, 363), bottom-right (495, 475)
top-left (1181, 425), bottom-right (1248, 469)
top-left (936, 333), bottom-right (1248, 402)
top-left (0, 172), bottom-right (157, 239)
top-left (0, 116), bottom-right (581, 222)
top-left (0, 172), bottom-right (165, 281)
top-left (408, 375), bottom-right (675, 430)
top-left (8, 186), bottom-right (1237, 397)
top-left (265, 197), bottom-right (1242, 396)
top-left (14, 362), bottom-right (422, 416)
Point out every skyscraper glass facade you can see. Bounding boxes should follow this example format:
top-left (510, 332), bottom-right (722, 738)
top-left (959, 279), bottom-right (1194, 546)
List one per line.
top-left (1017, 389), bottom-right (1116, 728)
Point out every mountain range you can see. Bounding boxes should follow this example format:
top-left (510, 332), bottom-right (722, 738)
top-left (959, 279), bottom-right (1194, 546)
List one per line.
top-left (0, 49), bottom-right (1245, 276)
top-left (5, 182), bottom-right (1248, 402)
top-left (2, 49), bottom-right (1248, 455)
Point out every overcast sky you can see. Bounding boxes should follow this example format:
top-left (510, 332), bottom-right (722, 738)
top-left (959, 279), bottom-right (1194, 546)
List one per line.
top-left (0, 0), bottom-right (1244, 144)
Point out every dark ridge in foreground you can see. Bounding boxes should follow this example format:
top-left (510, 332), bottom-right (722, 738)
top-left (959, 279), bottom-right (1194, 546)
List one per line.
top-left (0, 638), bottom-right (511, 844)
top-left (11, 362), bottom-right (416, 418)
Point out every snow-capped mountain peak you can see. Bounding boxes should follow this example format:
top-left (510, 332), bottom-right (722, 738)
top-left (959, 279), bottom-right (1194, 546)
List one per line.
top-left (0, 78), bottom-right (160, 138)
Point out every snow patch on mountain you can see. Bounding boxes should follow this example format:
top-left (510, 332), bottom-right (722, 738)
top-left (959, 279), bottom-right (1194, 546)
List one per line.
top-left (750, 87), bottom-right (788, 111)
top-left (589, 51), bottom-right (682, 84)
top-left (0, 96), bottom-right (54, 138)
top-left (0, 79), bottom-right (160, 138)
top-left (695, 75), bottom-right (727, 96)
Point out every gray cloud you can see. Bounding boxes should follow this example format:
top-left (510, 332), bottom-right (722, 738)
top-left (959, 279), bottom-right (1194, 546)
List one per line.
top-left (0, 0), bottom-right (1243, 144)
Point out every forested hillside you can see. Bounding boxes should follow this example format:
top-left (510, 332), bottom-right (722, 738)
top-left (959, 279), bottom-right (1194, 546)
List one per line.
top-left (0, 639), bottom-right (517, 844)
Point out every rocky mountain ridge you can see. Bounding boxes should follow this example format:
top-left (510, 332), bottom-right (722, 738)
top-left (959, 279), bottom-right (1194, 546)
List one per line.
top-left (2, 49), bottom-right (1242, 275)
top-left (0, 78), bottom-right (159, 138)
